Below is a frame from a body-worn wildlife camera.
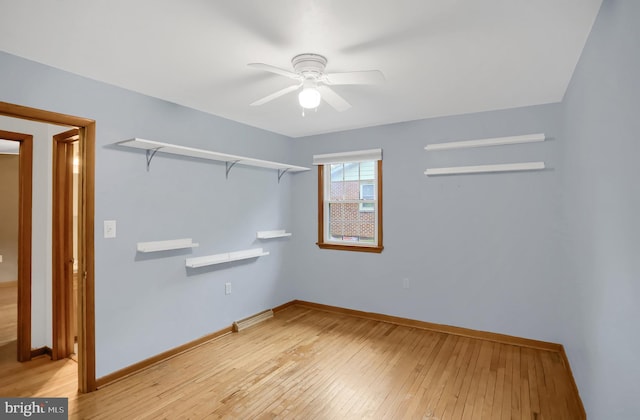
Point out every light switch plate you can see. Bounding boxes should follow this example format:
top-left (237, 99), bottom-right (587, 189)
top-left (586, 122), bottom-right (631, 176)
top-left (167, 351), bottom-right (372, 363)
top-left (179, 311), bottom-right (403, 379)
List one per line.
top-left (104, 220), bottom-right (116, 238)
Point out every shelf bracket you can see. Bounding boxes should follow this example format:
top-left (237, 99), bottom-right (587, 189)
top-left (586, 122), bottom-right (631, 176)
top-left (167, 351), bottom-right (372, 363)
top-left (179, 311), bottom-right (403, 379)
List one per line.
top-left (145, 147), bottom-right (163, 171)
top-left (225, 160), bottom-right (240, 179)
top-left (277, 168), bottom-right (290, 183)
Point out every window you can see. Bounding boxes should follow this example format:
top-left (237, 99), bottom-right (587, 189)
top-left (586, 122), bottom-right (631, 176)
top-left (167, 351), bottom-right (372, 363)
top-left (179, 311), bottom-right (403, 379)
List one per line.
top-left (314, 149), bottom-right (383, 253)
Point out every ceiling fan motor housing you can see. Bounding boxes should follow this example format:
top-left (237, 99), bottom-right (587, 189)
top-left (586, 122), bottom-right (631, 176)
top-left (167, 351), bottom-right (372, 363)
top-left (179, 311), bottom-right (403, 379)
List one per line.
top-left (292, 53), bottom-right (327, 79)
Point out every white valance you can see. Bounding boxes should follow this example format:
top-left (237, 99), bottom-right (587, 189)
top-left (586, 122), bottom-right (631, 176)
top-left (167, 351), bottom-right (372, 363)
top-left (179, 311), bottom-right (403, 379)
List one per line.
top-left (312, 148), bottom-right (382, 165)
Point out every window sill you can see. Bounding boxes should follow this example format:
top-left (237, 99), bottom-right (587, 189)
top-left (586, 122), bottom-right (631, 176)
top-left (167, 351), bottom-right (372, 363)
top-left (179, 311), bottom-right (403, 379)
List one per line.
top-left (316, 242), bottom-right (384, 253)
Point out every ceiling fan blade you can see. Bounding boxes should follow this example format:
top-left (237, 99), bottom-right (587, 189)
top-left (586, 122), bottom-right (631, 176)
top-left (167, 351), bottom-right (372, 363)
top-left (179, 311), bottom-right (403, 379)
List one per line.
top-left (318, 85), bottom-right (351, 112)
top-left (250, 84), bottom-right (300, 106)
top-left (324, 70), bottom-right (385, 85)
top-left (248, 63), bottom-right (301, 80)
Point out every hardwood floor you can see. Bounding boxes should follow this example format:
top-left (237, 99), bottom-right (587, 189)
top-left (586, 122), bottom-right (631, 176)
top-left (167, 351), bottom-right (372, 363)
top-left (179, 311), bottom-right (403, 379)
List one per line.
top-left (0, 303), bottom-right (583, 419)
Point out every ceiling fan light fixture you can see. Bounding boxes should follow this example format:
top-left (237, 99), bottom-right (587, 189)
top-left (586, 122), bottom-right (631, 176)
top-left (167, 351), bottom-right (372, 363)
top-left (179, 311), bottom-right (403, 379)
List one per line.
top-left (249, 52), bottom-right (382, 113)
top-left (298, 87), bottom-right (321, 109)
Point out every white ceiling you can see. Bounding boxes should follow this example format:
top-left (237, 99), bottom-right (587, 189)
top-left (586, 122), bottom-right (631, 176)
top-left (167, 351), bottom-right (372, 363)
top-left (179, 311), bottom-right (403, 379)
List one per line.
top-left (0, 0), bottom-right (602, 138)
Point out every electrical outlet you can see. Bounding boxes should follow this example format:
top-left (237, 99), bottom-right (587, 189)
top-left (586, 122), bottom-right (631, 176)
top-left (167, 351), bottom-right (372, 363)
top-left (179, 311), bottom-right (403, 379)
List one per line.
top-left (402, 278), bottom-right (410, 289)
top-left (104, 220), bottom-right (116, 238)
top-left (0, 255), bottom-right (3, 263)
top-left (225, 282), bottom-right (232, 295)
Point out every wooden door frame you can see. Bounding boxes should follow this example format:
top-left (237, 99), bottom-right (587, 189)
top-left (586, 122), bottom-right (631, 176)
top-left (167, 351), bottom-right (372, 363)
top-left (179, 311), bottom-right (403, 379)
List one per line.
top-left (0, 102), bottom-right (96, 393)
top-left (0, 129), bottom-right (33, 363)
top-left (52, 129), bottom-right (79, 361)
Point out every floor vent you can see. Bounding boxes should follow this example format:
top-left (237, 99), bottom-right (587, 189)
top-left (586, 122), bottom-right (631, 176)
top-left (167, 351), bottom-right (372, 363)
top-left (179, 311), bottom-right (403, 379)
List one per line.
top-left (233, 309), bottom-right (274, 332)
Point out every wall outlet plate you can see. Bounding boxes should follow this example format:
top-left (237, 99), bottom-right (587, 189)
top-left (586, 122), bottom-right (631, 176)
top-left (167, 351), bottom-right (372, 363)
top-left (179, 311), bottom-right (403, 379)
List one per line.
top-left (104, 220), bottom-right (116, 238)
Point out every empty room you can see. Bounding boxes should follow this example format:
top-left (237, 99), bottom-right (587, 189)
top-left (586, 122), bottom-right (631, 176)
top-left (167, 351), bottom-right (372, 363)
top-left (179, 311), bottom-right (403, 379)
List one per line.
top-left (0, 1), bottom-right (638, 419)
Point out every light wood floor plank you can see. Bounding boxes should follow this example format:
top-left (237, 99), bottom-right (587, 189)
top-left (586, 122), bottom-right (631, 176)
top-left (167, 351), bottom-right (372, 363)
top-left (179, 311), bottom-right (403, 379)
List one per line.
top-left (396, 333), bottom-right (449, 418)
top-left (437, 337), bottom-right (477, 418)
top-left (415, 335), bottom-right (464, 418)
top-left (451, 335), bottom-right (483, 419)
top-left (404, 333), bottom-right (456, 418)
top-left (491, 343), bottom-right (507, 419)
top-left (501, 345), bottom-right (514, 420)
top-left (0, 299), bottom-right (584, 419)
top-left (481, 342), bottom-right (499, 419)
top-left (467, 340), bottom-right (494, 419)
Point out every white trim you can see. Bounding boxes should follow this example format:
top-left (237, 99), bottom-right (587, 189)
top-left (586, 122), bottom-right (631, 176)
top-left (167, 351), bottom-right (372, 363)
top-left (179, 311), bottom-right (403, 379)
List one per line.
top-left (425, 162), bottom-right (545, 176)
top-left (425, 133), bottom-right (545, 151)
top-left (313, 148), bottom-right (382, 165)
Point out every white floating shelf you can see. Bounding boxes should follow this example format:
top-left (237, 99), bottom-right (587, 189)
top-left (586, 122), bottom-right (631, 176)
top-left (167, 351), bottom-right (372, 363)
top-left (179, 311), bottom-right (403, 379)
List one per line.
top-left (425, 133), bottom-right (545, 151)
top-left (116, 138), bottom-right (309, 181)
top-left (257, 230), bottom-right (292, 239)
top-left (425, 162), bottom-right (545, 176)
top-left (185, 248), bottom-right (269, 268)
top-left (137, 238), bottom-right (199, 253)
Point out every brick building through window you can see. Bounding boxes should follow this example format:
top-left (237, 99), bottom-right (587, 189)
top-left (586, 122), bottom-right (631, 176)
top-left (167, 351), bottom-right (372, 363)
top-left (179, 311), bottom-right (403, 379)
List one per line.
top-left (314, 149), bottom-right (383, 253)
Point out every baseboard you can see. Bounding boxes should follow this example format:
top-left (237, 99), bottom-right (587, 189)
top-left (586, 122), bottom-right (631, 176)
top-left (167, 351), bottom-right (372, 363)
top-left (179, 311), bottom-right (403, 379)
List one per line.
top-left (0, 280), bottom-right (18, 288)
top-left (30, 346), bottom-right (52, 358)
top-left (272, 300), bottom-right (298, 314)
top-left (95, 325), bottom-right (233, 388)
top-left (559, 345), bottom-right (587, 419)
top-left (288, 300), bottom-right (563, 352)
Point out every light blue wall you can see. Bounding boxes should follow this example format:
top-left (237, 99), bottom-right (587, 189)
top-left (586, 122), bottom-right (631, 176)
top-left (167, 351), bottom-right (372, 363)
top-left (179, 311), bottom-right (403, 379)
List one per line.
top-left (559, 1), bottom-right (640, 418)
top-left (289, 104), bottom-right (566, 343)
top-left (0, 51), bottom-right (301, 377)
top-left (3, 2), bottom-right (639, 415)
top-left (287, 2), bottom-right (640, 417)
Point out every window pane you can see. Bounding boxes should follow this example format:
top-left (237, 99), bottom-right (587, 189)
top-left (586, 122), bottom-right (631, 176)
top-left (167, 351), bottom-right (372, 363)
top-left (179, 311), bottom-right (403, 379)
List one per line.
top-left (330, 179), bottom-right (362, 200)
top-left (360, 183), bottom-right (374, 200)
top-left (344, 181), bottom-right (360, 200)
top-left (343, 162), bottom-right (359, 181)
top-left (329, 180), bottom-right (343, 200)
top-left (360, 161), bottom-right (375, 180)
top-left (328, 202), bottom-right (376, 242)
top-left (359, 202), bottom-right (375, 212)
top-left (330, 164), bottom-right (343, 182)
top-left (329, 202), bottom-right (345, 240)
top-left (358, 206), bottom-right (376, 238)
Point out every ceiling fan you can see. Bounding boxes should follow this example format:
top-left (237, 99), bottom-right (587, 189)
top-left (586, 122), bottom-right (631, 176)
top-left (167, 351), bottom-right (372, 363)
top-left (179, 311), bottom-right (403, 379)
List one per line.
top-left (248, 53), bottom-right (384, 113)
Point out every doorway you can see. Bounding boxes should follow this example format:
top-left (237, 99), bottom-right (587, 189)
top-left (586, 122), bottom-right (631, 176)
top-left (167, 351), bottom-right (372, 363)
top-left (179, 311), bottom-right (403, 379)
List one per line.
top-left (0, 102), bottom-right (96, 392)
top-left (0, 130), bottom-right (32, 363)
top-left (52, 129), bottom-right (79, 361)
